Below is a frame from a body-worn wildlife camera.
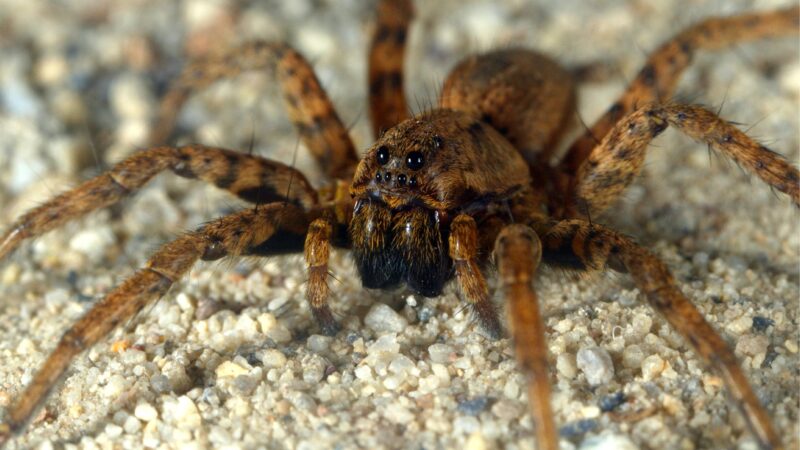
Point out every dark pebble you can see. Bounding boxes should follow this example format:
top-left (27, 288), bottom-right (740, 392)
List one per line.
top-left (752, 316), bottom-right (774, 333)
top-left (457, 396), bottom-right (491, 416)
top-left (598, 391), bottom-right (626, 412)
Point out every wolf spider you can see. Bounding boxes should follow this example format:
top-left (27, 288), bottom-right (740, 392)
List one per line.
top-left (0, 1), bottom-right (798, 449)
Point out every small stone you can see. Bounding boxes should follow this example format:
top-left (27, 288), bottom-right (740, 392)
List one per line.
top-left (384, 402), bottom-right (415, 424)
top-left (578, 433), bottom-right (638, 450)
top-left (265, 323), bottom-right (292, 344)
top-left (457, 397), bottom-right (491, 416)
top-left (104, 423), bottom-right (123, 438)
top-left (302, 356), bottom-right (326, 384)
top-left (216, 361), bottom-right (249, 379)
top-left (598, 392), bottom-right (626, 412)
top-left (556, 353), bottom-right (578, 379)
top-left (576, 347), bottom-right (615, 386)
top-left (736, 334), bottom-right (769, 368)
top-left (367, 334), bottom-right (400, 354)
top-left (150, 374), bottom-right (171, 393)
top-left (559, 419), bottom-right (597, 437)
top-left (307, 334), bottom-right (332, 353)
top-left (364, 303), bottom-right (408, 334)
top-left (428, 343), bottom-right (454, 363)
top-left (233, 374), bottom-right (258, 395)
top-left (454, 415), bottom-right (481, 434)
top-left (354, 365), bottom-right (373, 381)
top-left (163, 396), bottom-right (201, 428)
top-left (431, 363), bottom-right (450, 385)
top-left (751, 316), bottom-right (774, 333)
top-left (622, 345), bottom-right (645, 369)
top-left (641, 354), bottom-right (666, 381)
top-left (726, 315), bottom-right (752, 335)
top-left (103, 374), bottom-right (127, 398)
top-left (261, 349), bottom-right (288, 368)
top-left (465, 431), bottom-right (491, 450)
top-left (123, 416), bottom-right (142, 434)
top-left (68, 226), bottom-right (116, 262)
top-left (491, 399), bottom-right (522, 420)
top-left (134, 402), bottom-right (158, 422)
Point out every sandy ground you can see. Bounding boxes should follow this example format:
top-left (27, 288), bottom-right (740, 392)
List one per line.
top-left (0, 0), bottom-right (798, 449)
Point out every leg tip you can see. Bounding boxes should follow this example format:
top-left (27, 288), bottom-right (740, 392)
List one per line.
top-left (312, 306), bottom-right (341, 336)
top-left (472, 302), bottom-right (503, 340)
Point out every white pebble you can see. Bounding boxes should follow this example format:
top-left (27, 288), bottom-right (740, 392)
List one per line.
top-left (134, 402), bottom-right (158, 422)
top-left (354, 365), bottom-right (373, 381)
top-left (123, 415), bottom-right (142, 434)
top-left (622, 345), bottom-right (645, 369)
top-left (364, 303), bottom-right (408, 334)
top-left (69, 226), bottom-right (116, 262)
top-left (216, 361), bottom-right (249, 379)
top-left (556, 353), bottom-right (578, 379)
top-left (454, 415), bottom-right (481, 434)
top-left (428, 343), bottom-right (454, 364)
top-left (576, 347), bottom-right (615, 386)
top-left (579, 434), bottom-right (639, 450)
top-left (262, 349), bottom-right (288, 368)
top-left (104, 423), bottom-right (123, 438)
top-left (641, 354), bottom-right (665, 381)
top-left (103, 374), bottom-right (127, 398)
top-left (367, 334), bottom-right (400, 355)
top-left (726, 315), bottom-right (752, 335)
top-left (265, 323), bottom-right (292, 344)
top-left (163, 396), bottom-right (202, 428)
top-left (383, 403), bottom-right (414, 424)
top-left (307, 334), bottom-right (332, 353)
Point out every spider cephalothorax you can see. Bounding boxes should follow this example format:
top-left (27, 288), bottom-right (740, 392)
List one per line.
top-left (349, 109), bottom-right (531, 297)
top-left (0, 2), bottom-right (798, 450)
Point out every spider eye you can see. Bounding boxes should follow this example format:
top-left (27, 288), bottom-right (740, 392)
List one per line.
top-left (406, 151), bottom-right (424, 171)
top-left (376, 146), bottom-right (390, 165)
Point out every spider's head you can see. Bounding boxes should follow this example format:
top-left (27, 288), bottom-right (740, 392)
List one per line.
top-left (350, 109), bottom-right (530, 211)
top-left (351, 123), bottom-right (441, 209)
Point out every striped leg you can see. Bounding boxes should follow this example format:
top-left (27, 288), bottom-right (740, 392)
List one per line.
top-left (494, 224), bottom-right (557, 450)
top-left (560, 6), bottom-right (799, 175)
top-left (151, 41), bottom-right (359, 179)
top-left (0, 144), bottom-right (318, 261)
top-left (368, 0), bottom-right (414, 137)
top-left (0, 204), bottom-right (309, 443)
top-left (448, 214), bottom-right (502, 339)
top-left (540, 219), bottom-right (782, 450)
top-left (568, 103), bottom-right (799, 217)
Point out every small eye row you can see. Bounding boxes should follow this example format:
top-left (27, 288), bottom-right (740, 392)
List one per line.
top-left (376, 146), bottom-right (425, 171)
top-left (374, 171), bottom-right (417, 187)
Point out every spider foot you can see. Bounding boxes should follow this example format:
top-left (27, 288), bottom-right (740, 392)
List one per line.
top-left (311, 305), bottom-right (341, 336)
top-left (472, 301), bottom-right (503, 340)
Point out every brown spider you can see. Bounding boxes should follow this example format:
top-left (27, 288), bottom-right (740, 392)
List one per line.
top-left (0, 1), bottom-right (798, 449)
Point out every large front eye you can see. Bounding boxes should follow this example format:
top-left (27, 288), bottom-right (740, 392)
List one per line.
top-left (376, 146), bottom-right (390, 165)
top-left (406, 151), bottom-right (424, 170)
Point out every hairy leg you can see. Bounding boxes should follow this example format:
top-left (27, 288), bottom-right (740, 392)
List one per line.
top-left (493, 224), bottom-right (557, 450)
top-left (448, 214), bottom-right (501, 339)
top-left (368, 0), bottom-right (413, 137)
top-left (560, 6), bottom-right (799, 175)
top-left (151, 42), bottom-right (359, 179)
top-left (0, 203), bottom-right (309, 443)
top-left (304, 217), bottom-right (340, 336)
top-left (568, 102), bottom-right (799, 217)
top-left (540, 219), bottom-right (781, 450)
top-left (0, 145), bottom-right (317, 261)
